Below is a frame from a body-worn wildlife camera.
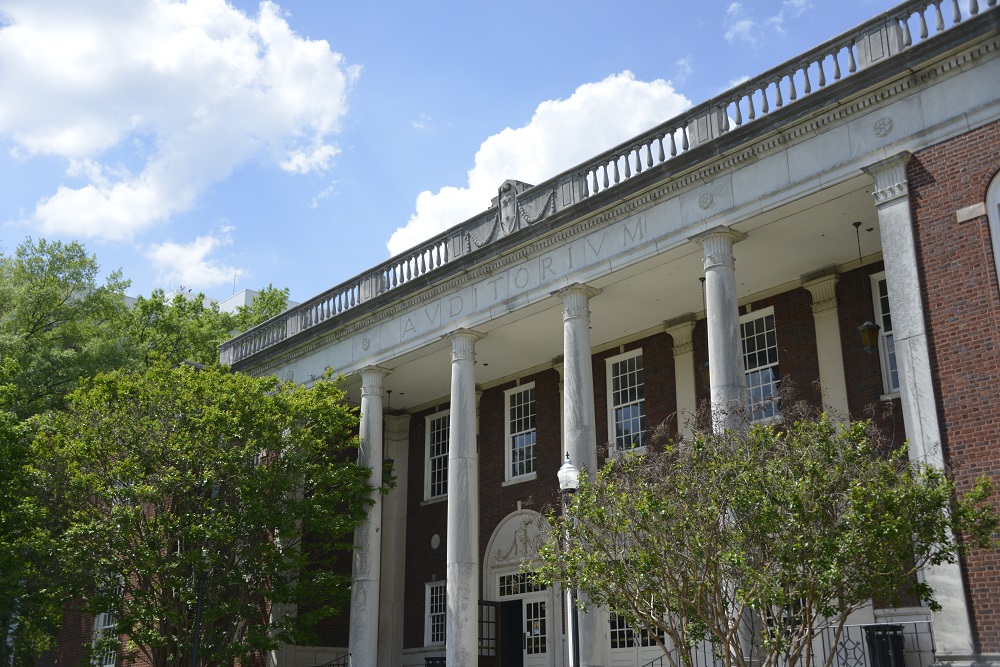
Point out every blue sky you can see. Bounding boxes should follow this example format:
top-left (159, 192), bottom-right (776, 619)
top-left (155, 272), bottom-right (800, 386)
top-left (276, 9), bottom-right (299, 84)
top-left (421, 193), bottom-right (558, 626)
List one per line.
top-left (0, 0), bottom-right (891, 303)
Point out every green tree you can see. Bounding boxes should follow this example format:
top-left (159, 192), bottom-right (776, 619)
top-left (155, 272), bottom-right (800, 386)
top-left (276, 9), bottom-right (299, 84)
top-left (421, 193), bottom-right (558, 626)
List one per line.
top-left (535, 405), bottom-right (997, 667)
top-left (232, 284), bottom-right (289, 333)
top-left (121, 284), bottom-right (290, 368)
top-left (30, 364), bottom-right (371, 667)
top-left (0, 238), bottom-right (130, 417)
top-left (121, 289), bottom-right (236, 368)
top-left (0, 359), bottom-right (62, 667)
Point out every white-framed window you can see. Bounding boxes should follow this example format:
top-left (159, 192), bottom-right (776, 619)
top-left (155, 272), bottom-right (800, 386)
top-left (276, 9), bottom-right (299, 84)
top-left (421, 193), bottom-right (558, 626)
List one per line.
top-left (92, 610), bottom-right (117, 667)
top-left (425, 411), bottom-right (449, 500)
top-left (91, 577), bottom-right (122, 667)
top-left (425, 581), bottom-right (446, 646)
top-left (871, 272), bottom-right (899, 395)
top-left (741, 308), bottom-right (780, 422)
top-left (607, 349), bottom-right (647, 454)
top-left (609, 613), bottom-right (664, 649)
top-left (504, 383), bottom-right (536, 481)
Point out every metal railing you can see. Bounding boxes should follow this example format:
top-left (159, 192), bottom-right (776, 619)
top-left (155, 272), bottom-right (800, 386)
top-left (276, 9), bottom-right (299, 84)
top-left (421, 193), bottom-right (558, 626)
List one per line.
top-left (310, 653), bottom-right (350, 667)
top-left (640, 621), bottom-right (934, 667)
top-left (220, 0), bottom-right (997, 367)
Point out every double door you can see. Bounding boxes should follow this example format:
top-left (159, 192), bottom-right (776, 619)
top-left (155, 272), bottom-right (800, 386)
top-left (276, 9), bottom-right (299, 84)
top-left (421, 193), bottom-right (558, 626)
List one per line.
top-left (495, 590), bottom-right (550, 667)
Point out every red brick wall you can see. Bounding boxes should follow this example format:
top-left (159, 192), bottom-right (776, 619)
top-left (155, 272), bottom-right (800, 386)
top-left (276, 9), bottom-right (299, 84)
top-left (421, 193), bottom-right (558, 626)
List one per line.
top-left (403, 402), bottom-right (450, 649)
top-left (908, 120), bottom-right (1000, 652)
top-left (478, 368), bottom-right (563, 563)
top-left (41, 601), bottom-right (92, 667)
top-left (742, 290), bottom-right (822, 410)
top-left (836, 263), bottom-right (907, 443)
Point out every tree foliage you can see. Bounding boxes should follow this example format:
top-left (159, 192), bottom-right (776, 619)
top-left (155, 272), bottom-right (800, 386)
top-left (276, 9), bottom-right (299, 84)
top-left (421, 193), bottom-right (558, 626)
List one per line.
top-left (121, 284), bottom-right (289, 369)
top-left (534, 405), bottom-right (998, 667)
top-left (0, 360), bottom-right (62, 667)
top-left (29, 363), bottom-right (369, 667)
top-left (0, 238), bottom-right (130, 417)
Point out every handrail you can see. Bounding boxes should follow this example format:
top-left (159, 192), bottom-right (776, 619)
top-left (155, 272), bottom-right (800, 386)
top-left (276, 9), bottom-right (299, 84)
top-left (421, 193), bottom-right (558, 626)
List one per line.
top-left (220, 0), bottom-right (996, 367)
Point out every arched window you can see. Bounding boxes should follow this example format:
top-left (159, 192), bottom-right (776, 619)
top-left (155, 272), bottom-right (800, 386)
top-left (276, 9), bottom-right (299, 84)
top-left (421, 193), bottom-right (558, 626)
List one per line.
top-left (987, 172), bottom-right (1000, 289)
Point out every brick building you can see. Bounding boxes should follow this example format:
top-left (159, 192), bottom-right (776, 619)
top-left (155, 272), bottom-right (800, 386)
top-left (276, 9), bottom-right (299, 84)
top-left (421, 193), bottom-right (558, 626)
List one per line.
top-left (223, 3), bottom-right (1000, 667)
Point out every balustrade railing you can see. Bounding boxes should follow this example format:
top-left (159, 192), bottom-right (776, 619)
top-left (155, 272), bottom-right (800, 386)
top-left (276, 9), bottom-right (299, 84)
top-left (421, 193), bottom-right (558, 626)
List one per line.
top-left (220, 0), bottom-right (996, 366)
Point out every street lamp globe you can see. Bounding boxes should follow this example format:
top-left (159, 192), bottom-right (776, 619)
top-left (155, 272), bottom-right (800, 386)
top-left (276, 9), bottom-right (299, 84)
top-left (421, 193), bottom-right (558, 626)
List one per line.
top-left (557, 453), bottom-right (579, 493)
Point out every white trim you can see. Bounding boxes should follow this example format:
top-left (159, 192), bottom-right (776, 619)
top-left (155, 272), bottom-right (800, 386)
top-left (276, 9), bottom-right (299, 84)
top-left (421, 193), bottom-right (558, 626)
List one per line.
top-left (504, 382), bottom-right (537, 482)
top-left (605, 348), bottom-right (647, 456)
top-left (424, 411), bottom-right (449, 501)
top-left (424, 581), bottom-right (446, 646)
top-left (870, 271), bottom-right (900, 395)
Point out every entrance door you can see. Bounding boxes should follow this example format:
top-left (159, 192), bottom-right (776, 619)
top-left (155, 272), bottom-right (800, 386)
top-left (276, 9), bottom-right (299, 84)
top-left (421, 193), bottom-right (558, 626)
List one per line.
top-left (520, 592), bottom-right (549, 667)
top-left (496, 573), bottom-right (551, 667)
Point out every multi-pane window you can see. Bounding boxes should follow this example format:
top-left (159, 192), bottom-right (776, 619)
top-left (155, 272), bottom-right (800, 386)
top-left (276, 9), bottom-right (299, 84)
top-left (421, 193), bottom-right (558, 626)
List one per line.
top-left (524, 599), bottom-right (547, 655)
top-left (92, 580), bottom-right (122, 667)
top-left (607, 350), bottom-right (646, 453)
top-left (498, 573), bottom-right (546, 597)
top-left (92, 610), bottom-right (117, 667)
top-left (425, 412), bottom-right (449, 499)
top-left (425, 582), bottom-right (446, 645)
top-left (609, 613), bottom-right (664, 649)
top-left (505, 384), bottom-right (536, 480)
top-left (609, 613), bottom-right (634, 649)
top-left (872, 273), bottom-right (899, 394)
top-left (741, 308), bottom-right (780, 422)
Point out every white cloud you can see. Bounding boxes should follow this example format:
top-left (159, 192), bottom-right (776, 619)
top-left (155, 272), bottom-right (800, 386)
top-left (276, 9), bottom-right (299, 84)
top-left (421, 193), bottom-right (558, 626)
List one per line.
top-left (145, 227), bottom-right (246, 290)
top-left (724, 2), bottom-right (758, 45)
top-left (674, 56), bottom-right (694, 85)
top-left (767, 0), bottom-right (810, 34)
top-left (725, 0), bottom-right (812, 44)
top-left (386, 72), bottom-right (691, 256)
top-left (0, 0), bottom-right (358, 241)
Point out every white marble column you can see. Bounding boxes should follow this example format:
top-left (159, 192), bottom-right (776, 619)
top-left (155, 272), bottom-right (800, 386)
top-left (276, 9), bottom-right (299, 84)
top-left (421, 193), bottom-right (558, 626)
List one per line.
top-left (695, 227), bottom-right (746, 432)
top-left (665, 314), bottom-right (697, 439)
top-left (349, 366), bottom-right (390, 667)
top-left (802, 272), bottom-right (850, 419)
top-left (378, 413), bottom-right (411, 667)
top-left (862, 152), bottom-right (974, 657)
top-left (446, 329), bottom-right (483, 667)
top-left (557, 283), bottom-right (607, 667)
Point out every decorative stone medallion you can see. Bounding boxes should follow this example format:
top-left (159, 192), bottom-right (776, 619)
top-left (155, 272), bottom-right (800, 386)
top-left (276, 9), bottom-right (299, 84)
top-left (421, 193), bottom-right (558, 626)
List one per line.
top-left (430, 533), bottom-right (441, 549)
top-left (873, 117), bottom-right (893, 137)
top-left (285, 370), bottom-right (294, 381)
top-left (699, 192), bottom-right (714, 209)
top-left (362, 336), bottom-right (371, 351)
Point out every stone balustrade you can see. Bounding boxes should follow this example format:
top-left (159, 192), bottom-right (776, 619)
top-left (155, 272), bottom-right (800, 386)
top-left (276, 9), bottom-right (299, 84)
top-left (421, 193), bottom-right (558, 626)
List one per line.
top-left (219, 0), bottom-right (996, 367)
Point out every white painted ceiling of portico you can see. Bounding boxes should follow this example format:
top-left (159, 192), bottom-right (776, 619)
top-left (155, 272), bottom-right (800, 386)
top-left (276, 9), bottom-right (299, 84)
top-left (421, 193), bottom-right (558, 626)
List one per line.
top-left (343, 174), bottom-right (882, 415)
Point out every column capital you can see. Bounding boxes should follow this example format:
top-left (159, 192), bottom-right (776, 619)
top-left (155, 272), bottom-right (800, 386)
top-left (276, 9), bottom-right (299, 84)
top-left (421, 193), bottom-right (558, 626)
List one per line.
top-left (556, 283), bottom-right (602, 320)
top-left (359, 366), bottom-right (392, 396)
top-left (693, 226), bottom-right (747, 270)
top-left (446, 328), bottom-right (485, 362)
top-left (862, 151), bottom-right (912, 206)
top-left (801, 273), bottom-right (840, 314)
top-left (664, 314), bottom-right (696, 356)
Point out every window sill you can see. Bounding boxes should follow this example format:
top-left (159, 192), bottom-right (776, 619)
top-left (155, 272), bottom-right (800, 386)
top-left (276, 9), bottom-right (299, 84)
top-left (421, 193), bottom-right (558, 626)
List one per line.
top-left (610, 445), bottom-right (648, 458)
top-left (421, 495), bottom-right (447, 506)
top-left (880, 392), bottom-right (900, 402)
top-left (502, 472), bottom-right (537, 486)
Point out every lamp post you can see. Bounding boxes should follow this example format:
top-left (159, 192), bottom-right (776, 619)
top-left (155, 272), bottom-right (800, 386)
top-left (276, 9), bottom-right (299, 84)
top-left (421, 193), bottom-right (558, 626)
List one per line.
top-left (557, 454), bottom-right (580, 667)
